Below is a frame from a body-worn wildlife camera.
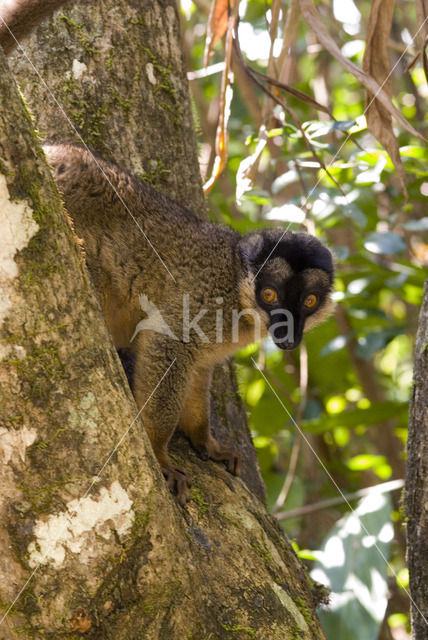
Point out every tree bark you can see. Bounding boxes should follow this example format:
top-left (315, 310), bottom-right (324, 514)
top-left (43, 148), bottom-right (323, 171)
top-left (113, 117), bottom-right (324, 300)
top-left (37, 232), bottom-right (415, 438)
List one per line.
top-left (0, 1), bottom-right (326, 637)
top-left (406, 280), bottom-right (428, 639)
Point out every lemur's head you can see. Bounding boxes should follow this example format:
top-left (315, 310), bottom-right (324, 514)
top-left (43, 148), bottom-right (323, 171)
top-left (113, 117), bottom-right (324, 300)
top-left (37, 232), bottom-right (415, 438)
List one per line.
top-left (238, 230), bottom-right (335, 350)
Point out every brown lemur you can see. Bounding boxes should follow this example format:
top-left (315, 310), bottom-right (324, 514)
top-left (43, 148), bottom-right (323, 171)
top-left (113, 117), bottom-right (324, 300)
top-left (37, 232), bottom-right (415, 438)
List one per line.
top-left (1, 2), bottom-right (335, 505)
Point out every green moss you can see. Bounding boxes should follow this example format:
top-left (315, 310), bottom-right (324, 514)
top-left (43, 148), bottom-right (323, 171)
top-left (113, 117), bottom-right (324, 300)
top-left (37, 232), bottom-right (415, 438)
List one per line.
top-left (86, 103), bottom-right (110, 146)
top-left (137, 44), bottom-right (180, 121)
top-left (62, 76), bottom-right (79, 96)
top-left (131, 489), bottom-right (155, 537)
top-left (127, 16), bottom-right (147, 28)
top-left (139, 158), bottom-right (171, 186)
top-left (6, 624), bottom-right (38, 637)
top-left (59, 67), bottom-right (114, 147)
top-left (218, 511), bottom-right (239, 528)
top-left (132, 68), bottom-right (141, 87)
top-left (58, 15), bottom-right (99, 55)
top-left (14, 161), bottom-right (63, 228)
top-left (251, 540), bottom-right (271, 563)
top-left (19, 475), bottom-right (81, 514)
top-left (220, 623), bottom-right (256, 638)
top-left (1, 412), bottom-right (24, 427)
top-left (5, 342), bottom-right (64, 405)
top-left (61, 79), bottom-right (110, 146)
top-left (190, 487), bottom-right (208, 517)
top-left (294, 596), bottom-right (313, 629)
top-left (170, 453), bottom-right (185, 468)
top-left (22, 260), bottom-right (61, 288)
top-left (110, 87), bottom-right (131, 111)
top-left (35, 427), bottom-right (65, 450)
top-left (142, 602), bottom-right (154, 615)
top-left (308, 575), bottom-right (330, 608)
top-left (185, 631), bottom-right (218, 640)
top-left (105, 51), bottom-right (116, 70)
top-left (5, 583), bottom-right (41, 626)
top-left (58, 14), bottom-right (82, 30)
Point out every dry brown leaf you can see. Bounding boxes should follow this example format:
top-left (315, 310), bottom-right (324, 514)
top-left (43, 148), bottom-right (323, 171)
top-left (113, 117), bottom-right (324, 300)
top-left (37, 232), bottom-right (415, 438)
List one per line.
top-left (236, 133), bottom-right (267, 203)
top-left (277, 0), bottom-right (300, 83)
top-left (298, 0), bottom-right (424, 143)
top-left (363, 0), bottom-right (407, 197)
top-left (203, 2), bottom-right (239, 194)
top-left (204, 0), bottom-right (234, 66)
top-left (203, 83), bottom-right (233, 194)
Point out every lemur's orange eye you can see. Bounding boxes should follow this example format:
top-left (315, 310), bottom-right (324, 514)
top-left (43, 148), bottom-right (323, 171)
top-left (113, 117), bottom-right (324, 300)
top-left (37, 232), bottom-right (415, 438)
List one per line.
top-left (261, 288), bottom-right (278, 304)
top-left (304, 294), bottom-right (318, 309)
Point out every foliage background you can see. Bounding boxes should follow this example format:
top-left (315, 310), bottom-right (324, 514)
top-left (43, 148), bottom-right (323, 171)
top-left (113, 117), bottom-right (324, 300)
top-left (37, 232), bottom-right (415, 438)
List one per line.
top-left (180, 1), bottom-right (427, 638)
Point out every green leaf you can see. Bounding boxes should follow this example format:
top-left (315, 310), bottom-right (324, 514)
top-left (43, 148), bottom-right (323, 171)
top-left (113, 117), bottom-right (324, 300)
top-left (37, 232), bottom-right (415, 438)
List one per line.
top-left (384, 273), bottom-right (408, 288)
top-left (399, 145), bottom-right (428, 159)
top-left (320, 335), bottom-right (349, 356)
top-left (271, 170), bottom-right (299, 193)
top-left (401, 217), bottom-right (428, 231)
top-left (304, 119), bottom-right (356, 138)
top-left (356, 328), bottom-right (403, 360)
top-left (333, 246), bottom-right (350, 260)
top-left (355, 150), bottom-right (394, 170)
top-left (344, 203), bottom-right (367, 228)
top-left (267, 127), bottom-right (285, 138)
top-left (303, 401), bottom-right (408, 434)
top-left (364, 232), bottom-right (406, 255)
top-left (347, 276), bottom-right (374, 295)
top-left (347, 454), bottom-right (386, 471)
top-left (246, 378), bottom-right (265, 406)
top-left (312, 492), bottom-right (393, 640)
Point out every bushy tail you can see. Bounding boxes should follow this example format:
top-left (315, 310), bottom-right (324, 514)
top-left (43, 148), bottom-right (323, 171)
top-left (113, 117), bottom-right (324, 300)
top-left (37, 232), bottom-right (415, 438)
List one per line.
top-left (43, 143), bottom-right (140, 226)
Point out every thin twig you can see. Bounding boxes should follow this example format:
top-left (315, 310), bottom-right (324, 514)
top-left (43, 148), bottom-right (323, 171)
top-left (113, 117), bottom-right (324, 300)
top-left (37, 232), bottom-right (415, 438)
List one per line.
top-left (277, 0), bottom-right (300, 82)
top-left (274, 344), bottom-right (308, 511)
top-left (275, 479), bottom-right (404, 521)
top-left (251, 67), bottom-right (332, 115)
top-left (232, 31), bottom-right (346, 195)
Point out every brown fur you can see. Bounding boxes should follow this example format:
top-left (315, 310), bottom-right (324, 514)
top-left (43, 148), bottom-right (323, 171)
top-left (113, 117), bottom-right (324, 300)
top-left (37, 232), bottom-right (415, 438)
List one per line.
top-left (0, 0), bottom-right (74, 54)
top-left (44, 144), bottom-right (334, 504)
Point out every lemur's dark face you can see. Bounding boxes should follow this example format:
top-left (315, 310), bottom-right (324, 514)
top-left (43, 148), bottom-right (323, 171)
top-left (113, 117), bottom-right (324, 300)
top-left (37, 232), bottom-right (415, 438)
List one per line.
top-left (240, 231), bottom-right (334, 350)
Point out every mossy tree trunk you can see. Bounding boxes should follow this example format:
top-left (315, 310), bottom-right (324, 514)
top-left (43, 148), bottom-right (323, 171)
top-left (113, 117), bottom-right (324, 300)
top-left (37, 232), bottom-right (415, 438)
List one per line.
top-left (406, 280), bottom-right (428, 639)
top-left (0, 1), bottom-right (326, 637)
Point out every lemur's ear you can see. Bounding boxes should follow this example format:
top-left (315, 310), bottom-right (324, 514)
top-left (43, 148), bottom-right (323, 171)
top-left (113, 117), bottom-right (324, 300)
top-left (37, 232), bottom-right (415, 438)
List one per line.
top-left (239, 233), bottom-right (265, 266)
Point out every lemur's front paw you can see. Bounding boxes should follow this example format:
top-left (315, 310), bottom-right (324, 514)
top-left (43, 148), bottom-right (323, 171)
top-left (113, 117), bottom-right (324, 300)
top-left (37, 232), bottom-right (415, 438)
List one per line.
top-left (162, 465), bottom-right (191, 506)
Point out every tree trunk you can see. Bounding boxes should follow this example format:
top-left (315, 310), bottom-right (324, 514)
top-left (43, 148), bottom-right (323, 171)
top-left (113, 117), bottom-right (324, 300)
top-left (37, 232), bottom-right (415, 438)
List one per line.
top-left (406, 280), bottom-right (428, 639)
top-left (0, 1), bottom-right (326, 637)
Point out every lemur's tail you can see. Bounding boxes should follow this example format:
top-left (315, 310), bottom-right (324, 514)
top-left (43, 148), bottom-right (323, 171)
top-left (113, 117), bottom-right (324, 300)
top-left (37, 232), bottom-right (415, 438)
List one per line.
top-left (44, 143), bottom-right (133, 217)
top-left (0, 0), bottom-right (73, 55)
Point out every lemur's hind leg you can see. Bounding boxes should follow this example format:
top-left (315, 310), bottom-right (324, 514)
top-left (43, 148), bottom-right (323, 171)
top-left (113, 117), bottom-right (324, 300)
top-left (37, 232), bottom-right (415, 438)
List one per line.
top-left (179, 364), bottom-right (241, 476)
top-left (133, 333), bottom-right (193, 506)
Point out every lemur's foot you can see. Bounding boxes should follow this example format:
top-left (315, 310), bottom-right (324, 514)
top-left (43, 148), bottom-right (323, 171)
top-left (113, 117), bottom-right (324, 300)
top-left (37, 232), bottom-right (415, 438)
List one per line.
top-left (193, 436), bottom-right (241, 476)
top-left (162, 465), bottom-right (190, 506)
